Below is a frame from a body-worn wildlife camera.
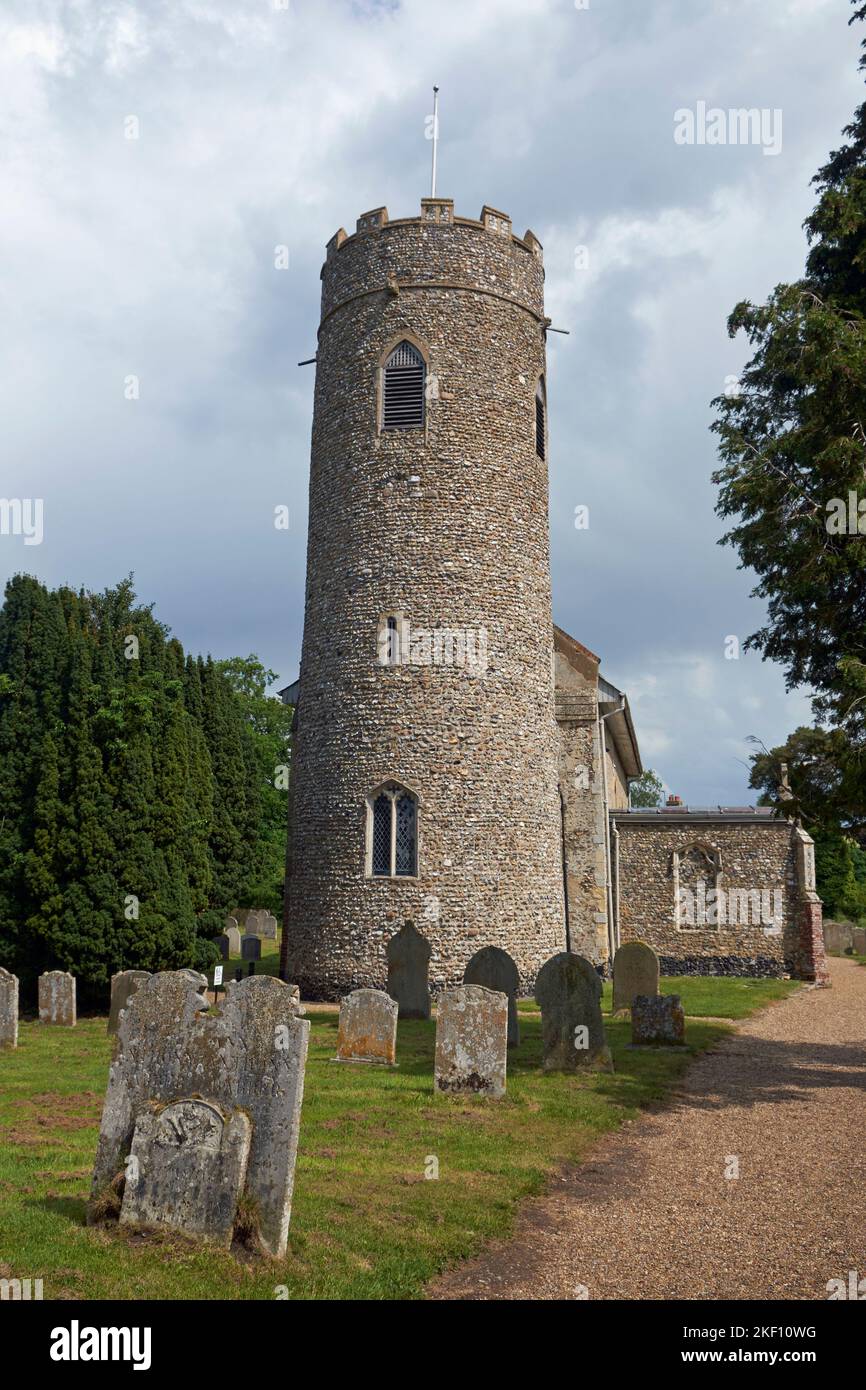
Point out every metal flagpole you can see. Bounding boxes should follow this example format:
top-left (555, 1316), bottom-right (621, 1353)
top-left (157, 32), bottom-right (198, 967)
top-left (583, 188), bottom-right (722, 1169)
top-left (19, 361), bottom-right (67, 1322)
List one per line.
top-left (430, 86), bottom-right (439, 197)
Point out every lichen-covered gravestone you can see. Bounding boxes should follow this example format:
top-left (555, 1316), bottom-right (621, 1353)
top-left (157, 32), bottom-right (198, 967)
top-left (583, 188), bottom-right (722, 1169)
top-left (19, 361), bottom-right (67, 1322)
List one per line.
top-left (387, 920), bottom-right (432, 1019)
top-left (335, 988), bottom-right (398, 1065)
top-left (631, 994), bottom-right (685, 1047)
top-left (38, 970), bottom-right (76, 1027)
top-left (824, 921), bottom-right (853, 956)
top-left (89, 972), bottom-right (309, 1256)
top-left (534, 952), bottom-right (612, 1072)
top-left (108, 971), bottom-right (150, 1036)
top-left (241, 933), bottom-right (261, 962)
top-left (434, 984), bottom-right (508, 1098)
top-left (120, 1099), bottom-right (251, 1246)
top-left (612, 941), bottom-right (660, 1014)
top-left (463, 945), bottom-right (520, 1047)
top-left (0, 968), bottom-right (19, 1048)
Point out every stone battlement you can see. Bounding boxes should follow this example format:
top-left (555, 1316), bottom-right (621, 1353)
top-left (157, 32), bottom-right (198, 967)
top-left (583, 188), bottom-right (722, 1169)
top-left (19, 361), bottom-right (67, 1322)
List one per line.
top-left (325, 199), bottom-right (544, 264)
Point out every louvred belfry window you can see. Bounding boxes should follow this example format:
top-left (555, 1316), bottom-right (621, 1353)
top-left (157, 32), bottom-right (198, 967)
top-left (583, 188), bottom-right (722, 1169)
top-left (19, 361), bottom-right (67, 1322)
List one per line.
top-left (382, 341), bottom-right (425, 429)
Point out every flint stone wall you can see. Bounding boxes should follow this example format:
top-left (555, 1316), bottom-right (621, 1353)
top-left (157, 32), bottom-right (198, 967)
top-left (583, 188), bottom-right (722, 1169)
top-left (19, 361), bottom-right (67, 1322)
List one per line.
top-left (613, 817), bottom-right (809, 977)
top-left (283, 201), bottom-right (566, 1000)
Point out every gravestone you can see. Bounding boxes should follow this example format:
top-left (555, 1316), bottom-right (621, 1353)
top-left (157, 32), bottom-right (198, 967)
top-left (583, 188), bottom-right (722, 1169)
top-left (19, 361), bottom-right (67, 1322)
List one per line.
top-left (246, 910), bottom-right (265, 933)
top-left (853, 926), bottom-right (866, 956)
top-left (0, 968), bottom-right (19, 1048)
top-left (463, 946), bottom-right (520, 1047)
top-left (90, 972), bottom-right (309, 1257)
top-left (215, 934), bottom-right (230, 960)
top-left (241, 933), bottom-right (261, 962)
top-left (108, 970), bottom-right (150, 1035)
top-left (824, 920), bottom-right (854, 955)
top-left (434, 984), bottom-right (508, 1098)
top-left (38, 970), bottom-right (76, 1027)
top-left (261, 914), bottom-right (278, 940)
top-left (612, 940), bottom-right (660, 1013)
top-left (120, 1099), bottom-right (251, 1246)
top-left (335, 988), bottom-right (398, 1065)
top-left (534, 952), bottom-right (612, 1072)
top-left (223, 924), bottom-right (241, 956)
top-left (224, 915), bottom-right (240, 936)
top-left (387, 920), bottom-right (432, 1019)
top-left (631, 994), bottom-right (685, 1046)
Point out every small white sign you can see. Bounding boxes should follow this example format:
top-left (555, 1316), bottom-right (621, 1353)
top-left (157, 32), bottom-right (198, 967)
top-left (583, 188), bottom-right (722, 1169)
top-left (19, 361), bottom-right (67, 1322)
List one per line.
top-left (213, 965), bottom-right (224, 987)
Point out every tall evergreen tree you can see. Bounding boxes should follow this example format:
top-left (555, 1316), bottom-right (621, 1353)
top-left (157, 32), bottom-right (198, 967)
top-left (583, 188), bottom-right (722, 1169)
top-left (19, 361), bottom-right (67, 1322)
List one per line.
top-left (712, 0), bottom-right (866, 827)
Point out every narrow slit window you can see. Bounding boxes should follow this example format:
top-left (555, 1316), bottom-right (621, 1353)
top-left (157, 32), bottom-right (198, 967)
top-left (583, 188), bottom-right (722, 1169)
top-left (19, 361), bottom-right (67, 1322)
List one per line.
top-left (383, 341), bottom-right (425, 430)
top-left (535, 381), bottom-right (546, 460)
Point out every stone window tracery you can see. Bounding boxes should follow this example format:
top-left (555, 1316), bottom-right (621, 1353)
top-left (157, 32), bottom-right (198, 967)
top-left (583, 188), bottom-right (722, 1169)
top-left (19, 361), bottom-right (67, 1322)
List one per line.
top-left (366, 782), bottom-right (418, 878)
top-left (671, 842), bottom-right (723, 930)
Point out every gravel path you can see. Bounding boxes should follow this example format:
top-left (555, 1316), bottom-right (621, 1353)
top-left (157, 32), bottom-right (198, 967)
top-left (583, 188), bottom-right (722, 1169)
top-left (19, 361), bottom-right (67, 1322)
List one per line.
top-left (429, 958), bottom-right (866, 1300)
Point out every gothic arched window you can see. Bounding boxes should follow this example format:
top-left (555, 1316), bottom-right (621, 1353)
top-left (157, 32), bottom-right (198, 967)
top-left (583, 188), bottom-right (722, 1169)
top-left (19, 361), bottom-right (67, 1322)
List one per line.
top-left (535, 379), bottom-right (546, 460)
top-left (367, 782), bottom-right (418, 877)
top-left (671, 842), bottom-right (723, 930)
top-left (382, 341), bottom-right (425, 430)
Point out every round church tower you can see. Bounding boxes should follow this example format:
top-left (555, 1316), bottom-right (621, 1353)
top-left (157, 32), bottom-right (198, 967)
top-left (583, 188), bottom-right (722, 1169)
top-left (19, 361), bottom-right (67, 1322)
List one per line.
top-left (283, 197), bottom-right (566, 998)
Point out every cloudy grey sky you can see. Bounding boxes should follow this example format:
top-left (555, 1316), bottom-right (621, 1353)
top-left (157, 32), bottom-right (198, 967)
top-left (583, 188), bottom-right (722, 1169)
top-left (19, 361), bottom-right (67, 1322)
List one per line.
top-left (1, 0), bottom-right (861, 802)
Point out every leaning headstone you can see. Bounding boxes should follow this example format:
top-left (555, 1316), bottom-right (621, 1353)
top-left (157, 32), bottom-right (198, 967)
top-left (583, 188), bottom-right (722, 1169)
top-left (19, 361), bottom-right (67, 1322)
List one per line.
top-left (335, 988), bottom-right (398, 1065)
top-left (260, 914), bottom-right (278, 940)
top-left (120, 1099), bottom-right (251, 1246)
top-left (90, 972), bottom-right (309, 1257)
top-left (534, 952), bottom-right (611, 1072)
top-left (108, 970), bottom-right (150, 1035)
top-left (38, 970), bottom-right (76, 1027)
top-left (387, 920), bottom-right (432, 1019)
top-left (241, 933), bottom-right (261, 962)
top-left (463, 946), bottom-right (520, 1047)
top-left (434, 985), bottom-right (507, 1098)
top-left (824, 920), bottom-right (854, 956)
top-left (631, 994), bottom-right (685, 1046)
top-left (0, 968), bottom-right (19, 1048)
top-left (612, 940), bottom-right (660, 1014)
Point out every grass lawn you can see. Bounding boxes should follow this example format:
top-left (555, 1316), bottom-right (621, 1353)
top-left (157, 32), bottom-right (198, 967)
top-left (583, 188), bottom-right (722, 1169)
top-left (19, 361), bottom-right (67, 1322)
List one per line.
top-left (0, 972), bottom-right (799, 1301)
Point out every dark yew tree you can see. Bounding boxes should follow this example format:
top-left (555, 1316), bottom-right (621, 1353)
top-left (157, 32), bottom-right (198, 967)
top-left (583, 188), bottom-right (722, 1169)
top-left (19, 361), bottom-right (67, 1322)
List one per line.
top-left (713, 1), bottom-right (866, 828)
